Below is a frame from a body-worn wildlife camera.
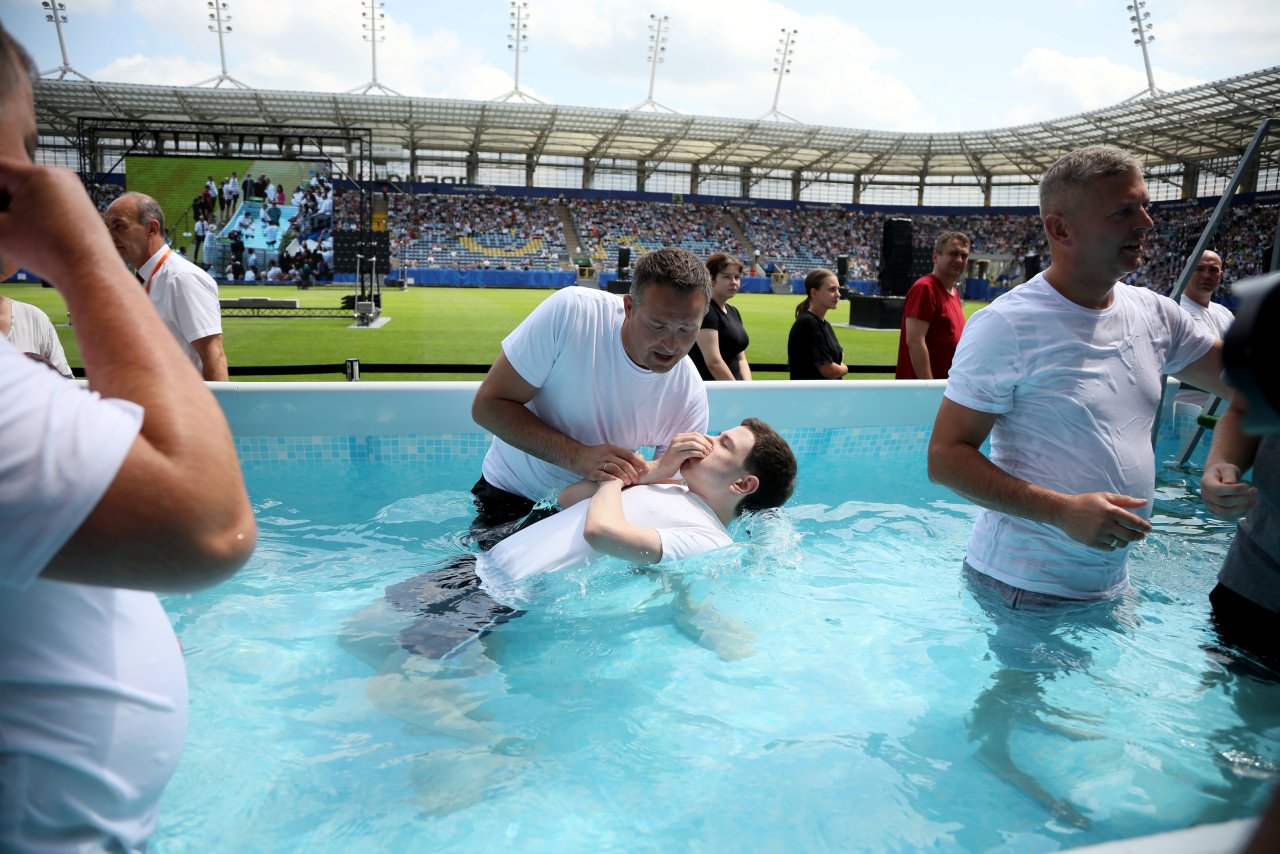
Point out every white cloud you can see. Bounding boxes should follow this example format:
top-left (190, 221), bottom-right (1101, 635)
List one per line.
top-left (1157, 0), bottom-right (1280, 74)
top-left (93, 54), bottom-right (222, 87)
top-left (524, 0), bottom-right (917, 126)
top-left (1001, 47), bottom-right (1206, 127)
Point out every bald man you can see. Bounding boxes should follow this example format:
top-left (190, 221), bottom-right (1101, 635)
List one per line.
top-left (1175, 249), bottom-right (1235, 410)
top-left (104, 192), bottom-right (228, 380)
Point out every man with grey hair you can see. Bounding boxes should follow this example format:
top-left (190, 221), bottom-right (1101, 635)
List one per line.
top-left (104, 191), bottom-right (228, 380)
top-left (928, 145), bottom-right (1230, 603)
top-left (471, 247), bottom-right (712, 535)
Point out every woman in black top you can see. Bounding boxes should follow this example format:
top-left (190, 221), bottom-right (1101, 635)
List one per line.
top-left (690, 252), bottom-right (752, 381)
top-left (787, 268), bottom-right (849, 380)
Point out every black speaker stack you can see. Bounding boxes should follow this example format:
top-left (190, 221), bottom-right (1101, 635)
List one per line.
top-left (878, 218), bottom-right (914, 296)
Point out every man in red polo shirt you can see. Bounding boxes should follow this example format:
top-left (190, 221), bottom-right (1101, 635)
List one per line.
top-left (895, 231), bottom-right (971, 379)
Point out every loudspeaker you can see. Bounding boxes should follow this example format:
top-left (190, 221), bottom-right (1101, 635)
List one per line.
top-left (1024, 253), bottom-right (1042, 280)
top-left (881, 218), bottom-right (913, 273)
top-left (333, 232), bottom-right (391, 274)
top-left (617, 247), bottom-right (631, 275)
top-left (878, 270), bottom-right (914, 298)
top-left (910, 246), bottom-right (933, 277)
top-left (836, 255), bottom-right (849, 285)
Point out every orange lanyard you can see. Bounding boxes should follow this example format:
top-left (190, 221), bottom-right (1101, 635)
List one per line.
top-left (142, 247), bottom-right (172, 294)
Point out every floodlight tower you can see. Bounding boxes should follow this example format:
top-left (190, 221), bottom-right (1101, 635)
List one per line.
top-left (194, 1), bottom-right (249, 88)
top-left (631, 14), bottom-right (676, 113)
top-left (762, 28), bottom-right (799, 122)
top-left (39, 1), bottom-right (91, 81)
top-left (350, 0), bottom-right (401, 96)
top-left (1123, 1), bottom-right (1163, 101)
top-left (494, 1), bottom-right (543, 104)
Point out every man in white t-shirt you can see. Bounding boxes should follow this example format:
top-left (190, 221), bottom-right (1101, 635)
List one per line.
top-left (0, 293), bottom-right (72, 377)
top-left (104, 192), bottom-right (229, 380)
top-left (928, 145), bottom-right (1231, 603)
top-left (1175, 249), bottom-right (1235, 411)
top-left (470, 247), bottom-right (712, 539)
top-left (0, 25), bottom-right (256, 852)
top-left (385, 418), bottom-right (796, 658)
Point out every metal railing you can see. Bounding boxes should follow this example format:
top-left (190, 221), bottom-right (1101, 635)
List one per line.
top-left (1153, 117), bottom-right (1280, 451)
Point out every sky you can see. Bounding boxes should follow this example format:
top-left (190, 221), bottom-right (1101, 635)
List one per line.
top-left (5, 0), bottom-right (1279, 132)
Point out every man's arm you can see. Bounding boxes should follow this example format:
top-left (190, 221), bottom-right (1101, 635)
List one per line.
top-left (582, 479), bottom-right (663, 564)
top-left (0, 160), bottom-right (256, 591)
top-left (1201, 395), bottom-right (1260, 520)
top-left (904, 318), bottom-right (934, 380)
top-left (817, 361), bottom-right (848, 379)
top-left (927, 397), bottom-right (1151, 550)
top-left (1172, 339), bottom-right (1232, 402)
top-left (192, 333), bottom-right (229, 381)
top-left (472, 351), bottom-right (647, 483)
top-left (694, 329), bottom-right (736, 380)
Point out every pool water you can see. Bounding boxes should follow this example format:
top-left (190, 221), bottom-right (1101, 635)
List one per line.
top-left (154, 450), bottom-right (1279, 852)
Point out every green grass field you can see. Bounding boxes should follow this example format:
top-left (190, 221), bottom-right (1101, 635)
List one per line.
top-left (0, 282), bottom-right (985, 382)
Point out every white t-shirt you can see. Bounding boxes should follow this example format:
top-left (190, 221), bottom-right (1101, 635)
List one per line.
top-left (475, 483), bottom-right (732, 602)
top-left (0, 340), bottom-right (188, 851)
top-left (944, 275), bottom-right (1215, 598)
top-left (6, 298), bottom-right (72, 377)
top-left (1174, 294), bottom-right (1234, 409)
top-left (481, 287), bottom-right (709, 501)
top-left (138, 246), bottom-right (222, 374)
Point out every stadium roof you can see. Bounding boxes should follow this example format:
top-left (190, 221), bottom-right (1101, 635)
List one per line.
top-left (33, 66), bottom-right (1280, 182)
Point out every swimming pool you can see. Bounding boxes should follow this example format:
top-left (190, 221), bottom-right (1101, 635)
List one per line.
top-left (152, 381), bottom-right (1276, 852)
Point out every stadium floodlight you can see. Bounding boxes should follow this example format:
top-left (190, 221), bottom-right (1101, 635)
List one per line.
top-left (494, 1), bottom-right (543, 104)
top-left (1122, 1), bottom-right (1163, 101)
top-left (194, 1), bottom-right (250, 89)
top-left (39, 1), bottom-right (91, 81)
top-left (762, 28), bottom-right (799, 122)
top-left (631, 14), bottom-right (678, 113)
top-left (350, 0), bottom-right (401, 96)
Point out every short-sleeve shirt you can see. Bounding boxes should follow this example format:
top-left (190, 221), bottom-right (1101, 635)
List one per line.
top-left (137, 247), bottom-right (222, 374)
top-left (944, 274), bottom-right (1215, 598)
top-left (475, 483), bottom-right (732, 603)
top-left (1174, 295), bottom-right (1234, 409)
top-left (690, 301), bottom-right (750, 380)
top-left (481, 287), bottom-right (710, 502)
top-left (895, 273), bottom-right (966, 379)
top-left (787, 311), bottom-right (843, 380)
top-left (0, 341), bottom-right (187, 851)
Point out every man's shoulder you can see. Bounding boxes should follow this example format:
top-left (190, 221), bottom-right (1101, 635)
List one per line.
top-left (166, 252), bottom-right (218, 288)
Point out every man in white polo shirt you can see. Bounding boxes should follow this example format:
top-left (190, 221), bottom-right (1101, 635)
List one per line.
top-left (105, 191), bottom-right (228, 380)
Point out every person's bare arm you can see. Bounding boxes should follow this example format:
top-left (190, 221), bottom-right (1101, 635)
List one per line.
top-left (582, 479), bottom-right (663, 563)
top-left (192, 333), bottom-right (229, 381)
top-left (1201, 395), bottom-right (1260, 520)
top-left (694, 329), bottom-right (736, 380)
top-left (0, 160), bottom-right (255, 591)
top-left (904, 317), bottom-right (934, 379)
top-left (927, 397), bottom-right (1151, 551)
top-left (737, 351), bottom-right (752, 381)
top-left (472, 351), bottom-right (647, 483)
top-left (817, 361), bottom-right (848, 379)
top-left (1173, 339), bottom-right (1232, 402)
top-left (557, 479), bottom-right (599, 510)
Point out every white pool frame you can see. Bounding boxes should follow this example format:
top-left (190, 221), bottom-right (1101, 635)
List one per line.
top-left (208, 378), bottom-right (1255, 851)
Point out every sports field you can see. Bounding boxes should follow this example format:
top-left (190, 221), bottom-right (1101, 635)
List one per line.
top-left (0, 282), bottom-right (985, 382)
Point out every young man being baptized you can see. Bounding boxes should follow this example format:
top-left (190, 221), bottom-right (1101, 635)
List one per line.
top-left (384, 418), bottom-right (797, 659)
